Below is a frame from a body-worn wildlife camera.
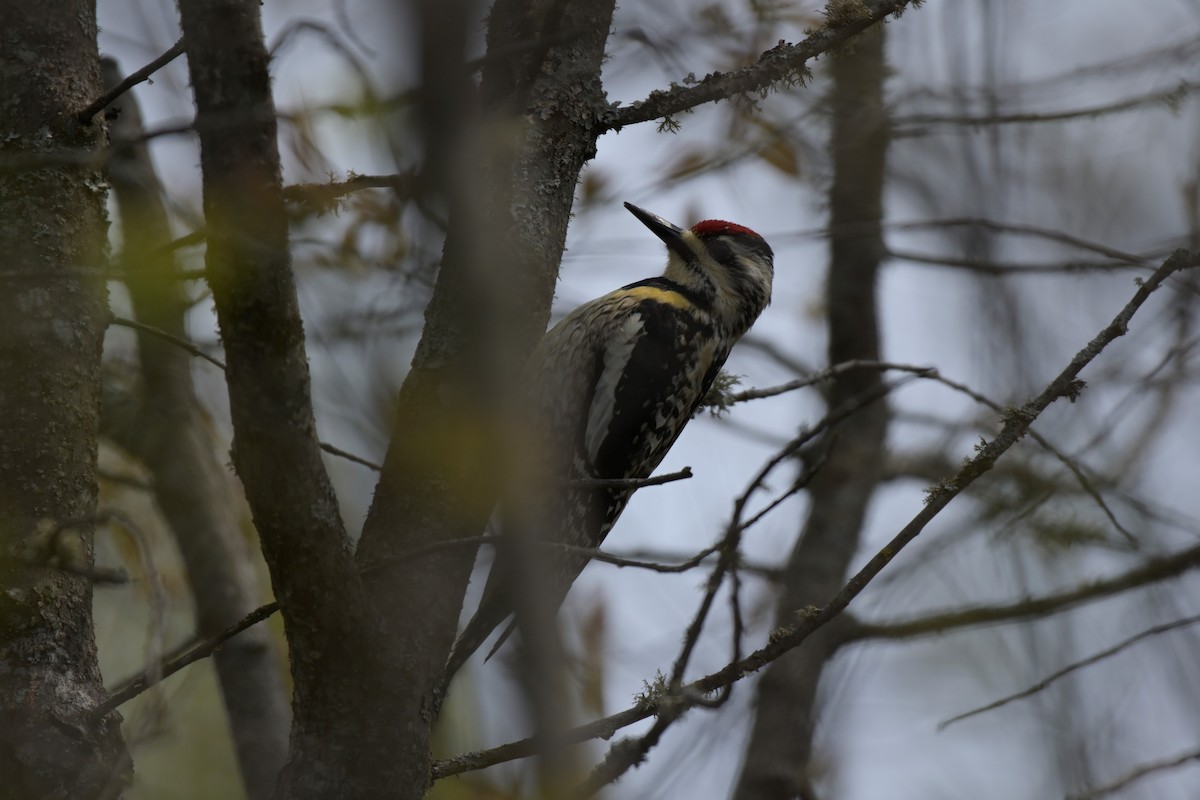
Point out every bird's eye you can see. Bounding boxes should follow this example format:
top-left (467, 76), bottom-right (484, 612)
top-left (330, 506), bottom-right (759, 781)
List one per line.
top-left (706, 238), bottom-right (736, 266)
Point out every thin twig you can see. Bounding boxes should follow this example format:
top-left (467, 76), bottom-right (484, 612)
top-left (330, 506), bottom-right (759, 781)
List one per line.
top-left (618, 547), bottom-right (781, 580)
top-left (885, 217), bottom-right (1150, 264)
top-left (922, 372), bottom-right (1139, 549)
top-left (723, 360), bottom-right (934, 404)
top-left (1068, 748), bottom-right (1200, 800)
top-left (887, 247), bottom-right (1168, 275)
top-left (366, 530), bottom-right (724, 579)
top-left (568, 467), bottom-right (692, 488)
top-left (93, 601), bottom-right (280, 718)
top-left (283, 172), bottom-right (418, 211)
top-left (109, 314), bottom-right (390, 474)
top-left (317, 441), bottom-right (383, 471)
top-left (108, 314), bottom-right (226, 370)
top-left (79, 42), bottom-right (186, 124)
top-left (940, 612), bottom-right (1200, 730)
top-left (847, 546), bottom-right (1200, 645)
top-left (893, 80), bottom-right (1200, 133)
top-left (730, 361), bottom-right (1139, 549)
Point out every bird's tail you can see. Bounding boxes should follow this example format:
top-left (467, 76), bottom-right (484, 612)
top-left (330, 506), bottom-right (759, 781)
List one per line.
top-left (442, 597), bottom-right (559, 687)
top-left (442, 599), bottom-right (512, 687)
top-left (483, 620), bottom-right (517, 662)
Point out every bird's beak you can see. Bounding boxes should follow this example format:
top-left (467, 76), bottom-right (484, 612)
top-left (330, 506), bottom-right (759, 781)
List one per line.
top-left (624, 202), bottom-right (693, 261)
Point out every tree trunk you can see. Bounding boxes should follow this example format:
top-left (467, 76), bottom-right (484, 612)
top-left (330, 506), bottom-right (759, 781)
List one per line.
top-left (175, 1), bottom-right (403, 796)
top-left (101, 58), bottom-right (291, 800)
top-left (733, 25), bottom-right (890, 800)
top-left (354, 0), bottom-right (616, 792)
top-left (0, 1), bottom-right (131, 796)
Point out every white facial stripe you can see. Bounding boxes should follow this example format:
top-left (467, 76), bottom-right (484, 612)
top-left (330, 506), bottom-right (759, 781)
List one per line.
top-left (584, 312), bottom-right (645, 464)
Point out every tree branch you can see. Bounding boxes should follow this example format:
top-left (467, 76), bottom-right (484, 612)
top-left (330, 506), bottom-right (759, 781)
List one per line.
top-left (93, 601), bottom-right (280, 719)
top-left (567, 466), bottom-right (692, 488)
top-left (108, 314), bottom-right (226, 370)
top-left (893, 80), bottom-right (1200, 134)
top-left (721, 360), bottom-right (934, 404)
top-left (316, 441), bottom-right (383, 471)
top-left (939, 612), bottom-right (1200, 730)
top-left (1068, 747), bottom-right (1200, 800)
top-left (108, 314), bottom-right (386, 473)
top-left (846, 542), bottom-right (1200, 643)
top-left (727, 360), bottom-right (1139, 548)
top-left (602, 0), bottom-right (916, 132)
top-left (282, 172), bottom-right (418, 212)
top-left (887, 247), bottom-right (1169, 275)
top-left (885, 217), bottom-right (1151, 264)
top-left (77, 40), bottom-right (185, 123)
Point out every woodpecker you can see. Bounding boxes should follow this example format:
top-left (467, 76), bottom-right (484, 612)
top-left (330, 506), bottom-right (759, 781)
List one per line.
top-left (443, 201), bottom-right (774, 681)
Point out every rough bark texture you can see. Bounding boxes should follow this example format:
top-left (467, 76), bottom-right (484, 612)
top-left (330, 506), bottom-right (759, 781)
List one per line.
top-left (354, 0), bottom-right (616, 792)
top-left (101, 59), bottom-right (290, 800)
top-left (175, 1), bottom-right (402, 797)
top-left (733, 27), bottom-right (890, 800)
top-left (0, 2), bottom-right (131, 797)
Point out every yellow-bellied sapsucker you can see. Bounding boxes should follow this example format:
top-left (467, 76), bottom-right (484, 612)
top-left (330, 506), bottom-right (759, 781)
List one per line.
top-left (444, 202), bottom-right (774, 680)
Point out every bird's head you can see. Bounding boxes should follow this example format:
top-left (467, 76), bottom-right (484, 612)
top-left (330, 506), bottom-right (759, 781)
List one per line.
top-left (625, 202), bottom-right (774, 337)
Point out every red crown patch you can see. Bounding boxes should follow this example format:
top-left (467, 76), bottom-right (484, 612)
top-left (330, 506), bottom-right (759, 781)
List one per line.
top-left (690, 219), bottom-right (761, 239)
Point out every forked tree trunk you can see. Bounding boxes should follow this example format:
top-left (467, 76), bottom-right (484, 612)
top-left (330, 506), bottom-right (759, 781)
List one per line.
top-left (355, 0), bottom-right (617, 793)
top-left (175, 1), bottom-right (405, 796)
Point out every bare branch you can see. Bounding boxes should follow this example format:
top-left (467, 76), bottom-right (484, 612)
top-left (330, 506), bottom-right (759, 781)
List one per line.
top-left (613, 547), bottom-right (782, 580)
top-left (77, 42), bottom-right (186, 124)
top-left (433, 704), bottom-right (652, 780)
top-left (108, 314), bottom-right (226, 370)
top-left (730, 357), bottom-right (1159, 549)
top-left (885, 217), bottom-right (1151, 264)
top-left (940, 612), bottom-right (1200, 729)
top-left (894, 80), bottom-right (1200, 134)
top-left (108, 314), bottom-right (388, 474)
top-left (722, 360), bottom-right (934, 404)
top-left (568, 466), bottom-right (692, 488)
top-left (317, 441), bottom-right (383, 472)
top-left (848, 542), bottom-right (1200, 642)
top-left (283, 172), bottom-right (418, 213)
top-left (602, 0), bottom-right (917, 131)
top-left (1068, 748), bottom-right (1200, 800)
top-left (938, 383), bottom-right (1138, 548)
top-left (93, 601), bottom-right (281, 719)
top-left (887, 247), bottom-right (1169, 275)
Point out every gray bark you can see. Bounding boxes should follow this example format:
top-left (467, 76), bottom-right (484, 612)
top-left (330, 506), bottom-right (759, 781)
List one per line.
top-left (354, 0), bottom-right (616, 793)
top-left (0, 1), bottom-right (131, 796)
top-left (733, 26), bottom-right (891, 800)
top-left (101, 59), bottom-right (290, 800)
top-left (174, 1), bottom-right (403, 797)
